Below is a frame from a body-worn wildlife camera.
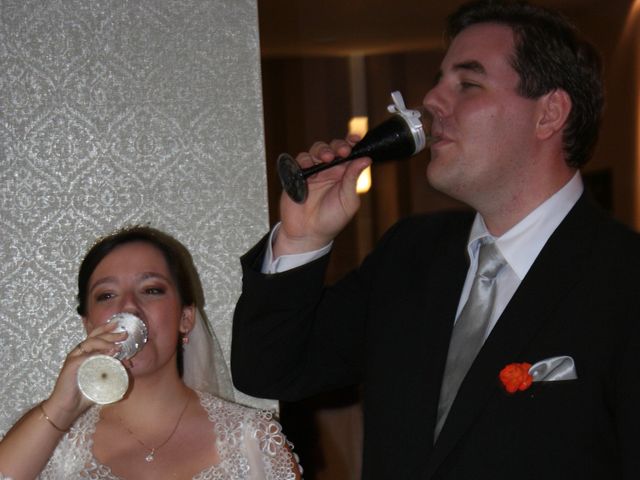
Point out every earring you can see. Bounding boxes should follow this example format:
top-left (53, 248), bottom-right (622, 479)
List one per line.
top-left (181, 334), bottom-right (189, 345)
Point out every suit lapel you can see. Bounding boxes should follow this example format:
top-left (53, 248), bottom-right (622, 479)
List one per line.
top-left (426, 194), bottom-right (600, 478)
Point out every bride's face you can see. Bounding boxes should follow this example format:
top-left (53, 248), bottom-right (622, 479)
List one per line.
top-left (82, 241), bottom-right (194, 376)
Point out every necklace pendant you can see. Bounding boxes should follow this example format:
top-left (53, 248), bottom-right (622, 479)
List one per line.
top-left (145, 449), bottom-right (155, 462)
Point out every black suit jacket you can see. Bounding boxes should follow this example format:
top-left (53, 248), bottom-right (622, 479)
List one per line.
top-left (232, 194), bottom-right (640, 479)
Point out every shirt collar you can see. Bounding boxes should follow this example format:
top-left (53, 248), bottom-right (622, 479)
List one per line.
top-left (467, 171), bottom-right (584, 279)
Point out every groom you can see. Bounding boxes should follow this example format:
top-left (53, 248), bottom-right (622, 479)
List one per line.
top-left (232, 1), bottom-right (640, 478)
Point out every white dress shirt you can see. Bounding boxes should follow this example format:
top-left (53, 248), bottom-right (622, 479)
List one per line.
top-left (459, 171), bottom-right (583, 339)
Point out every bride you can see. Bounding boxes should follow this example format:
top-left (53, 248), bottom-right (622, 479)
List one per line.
top-left (0, 226), bottom-right (301, 479)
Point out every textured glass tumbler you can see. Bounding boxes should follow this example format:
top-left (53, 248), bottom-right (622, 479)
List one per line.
top-left (77, 312), bottom-right (148, 404)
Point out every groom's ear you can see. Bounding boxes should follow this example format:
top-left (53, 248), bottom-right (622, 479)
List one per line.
top-left (535, 88), bottom-right (572, 141)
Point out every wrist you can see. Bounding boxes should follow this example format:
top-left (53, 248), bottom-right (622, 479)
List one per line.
top-left (40, 397), bottom-right (82, 433)
top-left (38, 401), bottom-right (72, 434)
top-left (273, 229), bottom-right (332, 258)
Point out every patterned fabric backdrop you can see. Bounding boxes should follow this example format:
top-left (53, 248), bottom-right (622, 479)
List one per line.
top-left (0, 0), bottom-right (272, 434)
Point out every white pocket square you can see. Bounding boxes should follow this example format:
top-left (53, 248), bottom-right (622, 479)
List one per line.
top-left (529, 355), bottom-right (578, 382)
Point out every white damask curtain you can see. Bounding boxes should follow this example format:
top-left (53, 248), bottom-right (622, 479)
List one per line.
top-left (0, 0), bottom-right (272, 434)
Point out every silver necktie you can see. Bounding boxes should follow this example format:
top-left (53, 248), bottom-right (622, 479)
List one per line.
top-left (434, 238), bottom-right (506, 440)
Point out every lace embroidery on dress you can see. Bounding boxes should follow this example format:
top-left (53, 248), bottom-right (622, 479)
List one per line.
top-left (252, 410), bottom-right (299, 479)
top-left (36, 391), bottom-right (299, 479)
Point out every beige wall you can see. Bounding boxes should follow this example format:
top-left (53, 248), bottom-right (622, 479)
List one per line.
top-left (0, 0), bottom-right (271, 434)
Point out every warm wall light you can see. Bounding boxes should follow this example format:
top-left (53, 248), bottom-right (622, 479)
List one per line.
top-left (349, 116), bottom-right (368, 137)
top-left (356, 165), bottom-right (372, 194)
top-left (349, 116), bottom-right (371, 194)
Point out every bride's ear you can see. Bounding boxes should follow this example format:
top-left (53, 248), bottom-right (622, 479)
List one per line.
top-left (179, 305), bottom-right (196, 334)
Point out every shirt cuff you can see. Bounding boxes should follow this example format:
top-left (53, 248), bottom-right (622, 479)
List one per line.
top-left (261, 223), bottom-right (333, 274)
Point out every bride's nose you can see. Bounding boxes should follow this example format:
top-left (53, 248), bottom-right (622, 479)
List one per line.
top-left (118, 291), bottom-right (142, 318)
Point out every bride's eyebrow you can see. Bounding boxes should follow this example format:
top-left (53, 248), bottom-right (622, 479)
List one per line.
top-left (139, 272), bottom-right (173, 283)
top-left (88, 277), bottom-right (116, 294)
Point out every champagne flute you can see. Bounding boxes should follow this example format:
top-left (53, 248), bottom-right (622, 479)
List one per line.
top-left (277, 91), bottom-right (439, 203)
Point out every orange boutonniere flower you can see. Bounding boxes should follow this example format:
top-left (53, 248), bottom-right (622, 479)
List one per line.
top-left (499, 362), bottom-right (533, 393)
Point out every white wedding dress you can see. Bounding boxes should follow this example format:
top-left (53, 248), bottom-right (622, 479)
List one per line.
top-left (1, 391), bottom-right (299, 480)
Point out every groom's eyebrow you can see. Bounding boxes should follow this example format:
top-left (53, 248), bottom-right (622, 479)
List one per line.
top-left (453, 60), bottom-right (486, 75)
top-left (432, 60), bottom-right (487, 84)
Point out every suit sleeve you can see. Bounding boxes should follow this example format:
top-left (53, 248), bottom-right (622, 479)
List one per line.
top-left (231, 233), bottom-right (369, 401)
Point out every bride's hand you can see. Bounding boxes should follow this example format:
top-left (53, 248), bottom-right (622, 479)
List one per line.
top-left (42, 322), bottom-right (126, 429)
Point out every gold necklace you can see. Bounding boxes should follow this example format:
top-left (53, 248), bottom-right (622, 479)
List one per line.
top-left (116, 395), bottom-right (191, 463)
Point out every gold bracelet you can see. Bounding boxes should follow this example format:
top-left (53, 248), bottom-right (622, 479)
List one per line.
top-left (39, 403), bottom-right (70, 433)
